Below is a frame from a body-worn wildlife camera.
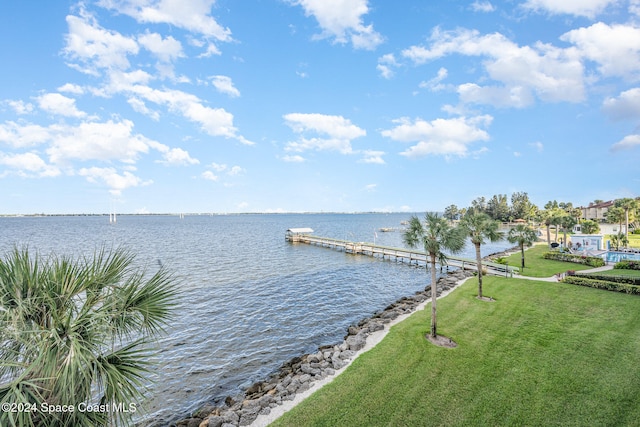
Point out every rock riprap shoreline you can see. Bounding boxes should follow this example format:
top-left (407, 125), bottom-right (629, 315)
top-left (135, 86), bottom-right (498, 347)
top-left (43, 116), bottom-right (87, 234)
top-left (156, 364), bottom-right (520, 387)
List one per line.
top-left (173, 269), bottom-right (475, 427)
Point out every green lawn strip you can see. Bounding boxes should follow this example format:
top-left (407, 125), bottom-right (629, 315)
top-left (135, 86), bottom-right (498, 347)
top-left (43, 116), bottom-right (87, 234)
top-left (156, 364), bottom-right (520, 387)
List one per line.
top-left (272, 277), bottom-right (640, 427)
top-left (502, 244), bottom-right (593, 277)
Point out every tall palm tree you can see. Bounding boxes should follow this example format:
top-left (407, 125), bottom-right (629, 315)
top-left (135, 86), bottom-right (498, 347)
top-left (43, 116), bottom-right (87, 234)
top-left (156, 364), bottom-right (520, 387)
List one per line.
top-left (560, 214), bottom-right (577, 248)
top-left (0, 247), bottom-right (177, 427)
top-left (403, 212), bottom-right (466, 339)
top-left (538, 209), bottom-right (553, 249)
top-left (507, 224), bottom-right (538, 269)
top-left (460, 212), bottom-right (504, 299)
top-left (616, 198), bottom-right (639, 245)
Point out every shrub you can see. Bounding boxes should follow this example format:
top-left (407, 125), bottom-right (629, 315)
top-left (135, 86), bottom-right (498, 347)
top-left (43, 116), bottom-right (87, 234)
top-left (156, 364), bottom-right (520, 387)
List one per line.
top-left (575, 273), bottom-right (640, 286)
top-left (562, 276), bottom-right (640, 295)
top-left (614, 260), bottom-right (640, 270)
top-left (542, 252), bottom-right (606, 267)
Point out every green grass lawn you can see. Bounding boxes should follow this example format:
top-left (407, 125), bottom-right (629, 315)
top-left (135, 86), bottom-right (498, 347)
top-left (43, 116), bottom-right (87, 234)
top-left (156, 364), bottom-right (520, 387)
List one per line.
top-left (272, 276), bottom-right (640, 427)
top-left (501, 244), bottom-right (594, 277)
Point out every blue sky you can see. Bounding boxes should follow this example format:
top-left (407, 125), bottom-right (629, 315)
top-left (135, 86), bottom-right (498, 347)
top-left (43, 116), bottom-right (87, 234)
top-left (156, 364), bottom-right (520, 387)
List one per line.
top-left (1, 0), bottom-right (639, 214)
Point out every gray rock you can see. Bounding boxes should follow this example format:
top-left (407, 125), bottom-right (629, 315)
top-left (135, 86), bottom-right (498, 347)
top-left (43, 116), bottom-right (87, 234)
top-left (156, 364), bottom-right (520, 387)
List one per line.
top-left (300, 363), bottom-right (321, 376)
top-left (345, 334), bottom-right (366, 351)
top-left (331, 357), bottom-right (347, 370)
top-left (207, 416), bottom-right (225, 427)
top-left (221, 410), bottom-right (239, 425)
top-left (339, 349), bottom-right (356, 360)
top-left (298, 373), bottom-right (311, 383)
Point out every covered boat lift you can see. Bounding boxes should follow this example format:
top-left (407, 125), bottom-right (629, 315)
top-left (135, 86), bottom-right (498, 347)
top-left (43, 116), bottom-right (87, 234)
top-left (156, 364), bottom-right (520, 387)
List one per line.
top-left (285, 227), bottom-right (314, 242)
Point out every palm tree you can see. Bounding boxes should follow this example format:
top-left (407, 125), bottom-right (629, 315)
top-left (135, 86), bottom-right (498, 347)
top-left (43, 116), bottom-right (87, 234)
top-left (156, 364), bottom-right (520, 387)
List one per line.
top-left (560, 214), bottom-right (577, 248)
top-left (459, 212), bottom-right (504, 299)
top-left (403, 212), bottom-right (466, 339)
top-left (616, 198), bottom-right (639, 245)
top-left (0, 247), bottom-right (177, 427)
top-left (538, 209), bottom-right (553, 249)
top-left (507, 224), bottom-right (538, 269)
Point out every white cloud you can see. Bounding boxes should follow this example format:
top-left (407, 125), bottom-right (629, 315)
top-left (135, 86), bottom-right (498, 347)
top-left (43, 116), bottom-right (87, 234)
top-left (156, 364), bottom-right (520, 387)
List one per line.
top-left (123, 85), bottom-right (252, 144)
top-left (0, 152), bottom-right (61, 177)
top-left (211, 75), bottom-right (240, 97)
top-left (377, 54), bottom-right (398, 79)
top-left (611, 134), bottom-right (640, 151)
top-left (282, 155), bottom-right (306, 162)
top-left (359, 150), bottom-right (385, 164)
top-left (64, 12), bottom-right (139, 75)
top-left (470, 1), bottom-right (495, 12)
top-left (210, 162), bottom-right (228, 172)
top-left (419, 67), bottom-right (448, 92)
top-left (290, 0), bottom-right (383, 50)
top-left (0, 122), bottom-right (52, 148)
top-left (206, 162), bottom-right (243, 175)
top-left (457, 83), bottom-right (534, 108)
top-left (364, 183), bottom-right (377, 192)
top-left (36, 93), bottom-right (86, 118)
top-left (127, 97), bottom-right (161, 120)
top-left (137, 31), bottom-right (184, 62)
top-left (228, 165), bottom-right (244, 175)
top-left (78, 166), bottom-right (150, 195)
top-left (46, 119), bottom-right (153, 164)
top-left (284, 113), bottom-right (366, 154)
top-left (529, 141), bottom-right (544, 152)
top-left (561, 23), bottom-right (640, 80)
top-left (157, 147), bottom-right (199, 166)
top-left (381, 115), bottom-right (492, 158)
top-left (97, 0), bottom-right (232, 41)
top-left (401, 28), bottom-right (585, 106)
top-left (603, 88), bottom-right (640, 120)
top-left (522, 0), bottom-right (616, 18)
top-left (6, 100), bottom-right (34, 115)
top-left (201, 170), bottom-right (219, 181)
top-left (57, 83), bottom-right (85, 95)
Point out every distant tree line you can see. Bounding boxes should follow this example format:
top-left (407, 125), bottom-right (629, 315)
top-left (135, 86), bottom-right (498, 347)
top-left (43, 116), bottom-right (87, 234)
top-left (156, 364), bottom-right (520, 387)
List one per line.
top-left (443, 193), bottom-right (640, 249)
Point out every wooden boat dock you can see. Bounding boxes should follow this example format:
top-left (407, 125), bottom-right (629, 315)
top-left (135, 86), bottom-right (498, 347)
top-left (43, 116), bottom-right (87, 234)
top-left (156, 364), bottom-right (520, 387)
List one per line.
top-left (286, 229), bottom-right (517, 276)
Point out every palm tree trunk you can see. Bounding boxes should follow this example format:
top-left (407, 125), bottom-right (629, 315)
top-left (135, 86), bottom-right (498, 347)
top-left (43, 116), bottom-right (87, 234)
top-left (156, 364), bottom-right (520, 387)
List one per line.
top-left (520, 244), bottom-right (526, 269)
top-left (625, 209), bottom-right (630, 246)
top-left (546, 225), bottom-right (551, 249)
top-left (430, 253), bottom-right (438, 338)
top-left (475, 242), bottom-right (483, 298)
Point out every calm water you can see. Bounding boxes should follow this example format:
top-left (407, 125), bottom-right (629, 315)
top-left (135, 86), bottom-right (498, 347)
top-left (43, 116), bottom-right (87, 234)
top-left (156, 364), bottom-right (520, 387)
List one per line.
top-left (0, 213), bottom-right (512, 425)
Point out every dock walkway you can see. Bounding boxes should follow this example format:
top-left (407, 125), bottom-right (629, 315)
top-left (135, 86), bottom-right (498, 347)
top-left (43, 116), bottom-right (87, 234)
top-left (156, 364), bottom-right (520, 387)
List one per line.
top-left (286, 232), bottom-right (517, 276)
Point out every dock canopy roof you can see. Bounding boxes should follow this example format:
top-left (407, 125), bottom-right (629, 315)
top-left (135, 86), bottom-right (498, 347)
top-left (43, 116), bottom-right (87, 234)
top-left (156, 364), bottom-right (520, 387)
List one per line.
top-left (287, 228), bottom-right (314, 233)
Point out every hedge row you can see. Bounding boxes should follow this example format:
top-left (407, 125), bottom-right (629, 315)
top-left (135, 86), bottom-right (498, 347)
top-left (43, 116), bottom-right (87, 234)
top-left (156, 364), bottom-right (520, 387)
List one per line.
top-left (542, 252), bottom-right (606, 267)
top-left (614, 260), bottom-right (640, 270)
top-left (562, 276), bottom-right (640, 295)
top-left (575, 273), bottom-right (640, 286)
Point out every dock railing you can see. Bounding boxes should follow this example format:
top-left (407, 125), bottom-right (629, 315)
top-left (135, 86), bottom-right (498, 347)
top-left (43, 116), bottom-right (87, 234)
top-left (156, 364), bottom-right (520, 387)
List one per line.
top-left (288, 233), bottom-right (518, 276)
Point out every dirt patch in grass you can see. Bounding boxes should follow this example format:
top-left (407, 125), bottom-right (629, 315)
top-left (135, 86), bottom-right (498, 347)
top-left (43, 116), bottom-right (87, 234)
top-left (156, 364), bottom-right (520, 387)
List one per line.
top-left (426, 334), bottom-right (458, 348)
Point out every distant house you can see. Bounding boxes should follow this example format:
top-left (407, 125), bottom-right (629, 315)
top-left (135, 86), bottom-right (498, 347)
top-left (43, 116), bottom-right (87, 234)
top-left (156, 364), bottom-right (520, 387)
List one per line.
top-left (580, 200), bottom-right (614, 222)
